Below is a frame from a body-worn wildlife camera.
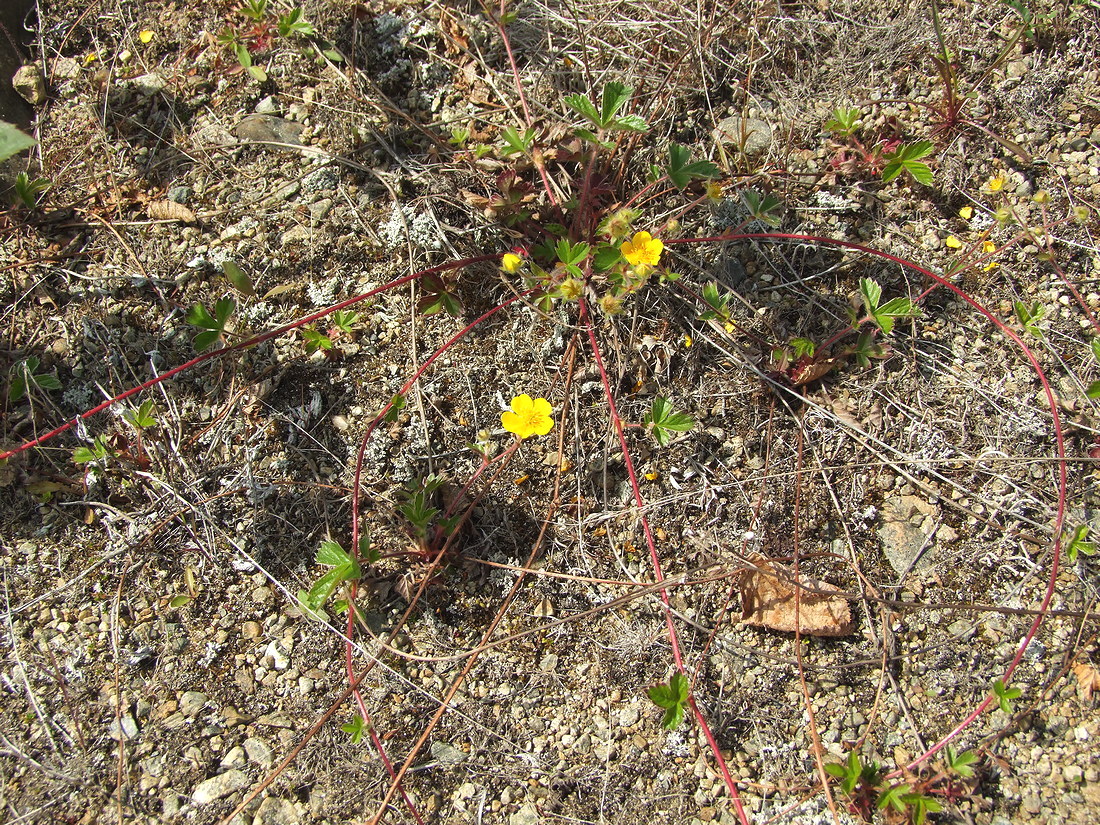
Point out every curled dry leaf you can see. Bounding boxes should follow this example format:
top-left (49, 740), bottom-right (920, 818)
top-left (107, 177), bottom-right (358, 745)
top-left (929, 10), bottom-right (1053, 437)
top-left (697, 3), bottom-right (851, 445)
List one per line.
top-left (739, 559), bottom-right (854, 637)
top-left (147, 199), bottom-right (197, 224)
top-left (1072, 662), bottom-right (1100, 702)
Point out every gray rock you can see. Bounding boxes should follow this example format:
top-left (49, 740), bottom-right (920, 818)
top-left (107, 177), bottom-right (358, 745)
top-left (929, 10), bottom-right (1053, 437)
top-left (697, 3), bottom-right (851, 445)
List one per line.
top-left (244, 736), bottom-right (275, 768)
top-left (713, 116), bottom-right (772, 155)
top-left (220, 746), bottom-right (247, 769)
top-left (128, 73), bottom-right (167, 97)
top-left (233, 114), bottom-right (305, 147)
top-left (179, 691), bottom-right (208, 717)
top-left (254, 796), bottom-right (298, 825)
top-left (877, 495), bottom-right (937, 576)
top-left (13, 64), bottom-right (46, 105)
top-left (255, 95), bottom-right (280, 115)
top-left (192, 769), bottom-right (249, 805)
top-left (510, 803), bottom-right (540, 825)
top-left (430, 741), bottom-right (468, 765)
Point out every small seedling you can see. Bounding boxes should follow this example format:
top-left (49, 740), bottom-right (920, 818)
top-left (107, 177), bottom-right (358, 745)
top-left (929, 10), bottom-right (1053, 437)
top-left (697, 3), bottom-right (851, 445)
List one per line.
top-left (297, 538), bottom-right (367, 620)
top-left (277, 8), bottom-right (315, 37)
top-left (565, 81), bottom-right (649, 142)
top-left (123, 400), bottom-right (157, 431)
top-left (945, 745), bottom-right (979, 779)
top-left (13, 172), bottom-right (50, 208)
top-left (740, 189), bottom-right (783, 227)
top-left (643, 397), bottom-right (694, 446)
top-left (857, 278), bottom-right (920, 334)
top-left (877, 783), bottom-right (943, 825)
top-left (1013, 300), bottom-right (1045, 338)
top-left (1065, 525), bottom-right (1096, 563)
top-left (186, 298), bottom-right (236, 351)
top-left (824, 106), bottom-right (862, 138)
top-left (647, 672), bottom-right (689, 730)
top-left (697, 281), bottom-right (734, 326)
top-left (8, 356), bottom-right (61, 402)
top-left (73, 435), bottom-right (114, 465)
top-left (662, 143), bottom-right (719, 190)
top-left (341, 713), bottom-right (367, 743)
top-left (238, 0), bottom-right (268, 21)
top-left (992, 678), bottom-right (1022, 713)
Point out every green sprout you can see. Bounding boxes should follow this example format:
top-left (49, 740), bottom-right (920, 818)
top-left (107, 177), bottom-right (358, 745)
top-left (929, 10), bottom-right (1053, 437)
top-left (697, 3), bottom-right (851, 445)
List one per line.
top-left (643, 397), bottom-right (694, 447)
top-left (8, 356), bottom-right (61, 402)
top-left (647, 672), bottom-right (689, 730)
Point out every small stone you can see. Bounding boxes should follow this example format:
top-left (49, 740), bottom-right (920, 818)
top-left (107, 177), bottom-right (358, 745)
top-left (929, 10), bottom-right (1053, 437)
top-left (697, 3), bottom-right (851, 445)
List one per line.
top-left (1064, 764), bottom-right (1083, 783)
top-left (539, 653), bottom-right (559, 673)
top-left (244, 737), bottom-right (275, 768)
top-left (309, 198), bottom-right (333, 221)
top-left (713, 116), bottom-right (772, 155)
top-left (618, 705), bottom-right (640, 727)
top-left (13, 65), bottom-right (47, 105)
top-left (192, 769), bottom-right (249, 805)
top-left (220, 746), bottom-right (247, 769)
top-left (1022, 793), bottom-right (1042, 814)
top-left (430, 741), bottom-right (468, 765)
top-left (264, 640), bottom-right (290, 671)
top-left (167, 186), bottom-right (192, 204)
top-left (509, 803), bottom-right (539, 825)
top-left (179, 691), bottom-right (208, 717)
top-left (109, 713), bottom-right (139, 740)
top-left (242, 621), bottom-right (262, 639)
top-left (255, 95), bottom-right (280, 115)
top-left (254, 796), bottom-right (298, 825)
top-left (280, 225), bottom-right (312, 247)
top-left (223, 706), bottom-right (251, 727)
top-left (128, 73), bottom-right (167, 96)
top-left (233, 114), bottom-right (305, 147)
top-left (52, 57), bottom-right (80, 79)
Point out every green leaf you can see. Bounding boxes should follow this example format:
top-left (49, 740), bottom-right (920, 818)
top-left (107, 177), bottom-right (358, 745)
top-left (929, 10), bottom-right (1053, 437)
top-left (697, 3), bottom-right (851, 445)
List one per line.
top-left (647, 673), bottom-right (689, 730)
top-left (593, 244), bottom-right (622, 271)
top-left (322, 49), bottom-right (344, 62)
top-left (791, 338), bottom-right (816, 358)
top-left (946, 745), bottom-right (978, 779)
top-left (608, 113), bottom-right (648, 133)
top-left (992, 678), bottom-right (1022, 713)
top-left (644, 397), bottom-right (694, 446)
top-left (0, 121), bottom-right (36, 163)
top-left (876, 783), bottom-right (911, 813)
top-left (1065, 524), bottom-right (1096, 563)
top-left (248, 64), bottom-right (268, 82)
top-left (123, 400), bottom-right (157, 430)
top-left (316, 539), bottom-right (351, 567)
top-left (499, 125), bottom-right (534, 156)
top-left (873, 296), bottom-right (920, 334)
top-left (564, 93), bottom-right (600, 126)
top-left (1013, 300), bottom-right (1045, 338)
top-left (600, 82), bottom-right (631, 125)
top-left (1090, 338), bottom-right (1100, 362)
top-left (168, 595), bottom-right (192, 608)
top-left (222, 261), bottom-right (255, 296)
top-left (666, 143), bottom-right (720, 190)
top-left (660, 704), bottom-right (685, 730)
top-left (383, 393), bottom-right (406, 423)
top-left (1087, 380), bottom-right (1100, 400)
top-left (740, 189), bottom-right (783, 226)
top-left (882, 142), bottom-right (935, 185)
top-left (824, 106), bottom-right (862, 137)
top-left (73, 436), bottom-right (111, 464)
top-left (341, 714), bottom-right (366, 744)
top-left (859, 278), bottom-right (882, 315)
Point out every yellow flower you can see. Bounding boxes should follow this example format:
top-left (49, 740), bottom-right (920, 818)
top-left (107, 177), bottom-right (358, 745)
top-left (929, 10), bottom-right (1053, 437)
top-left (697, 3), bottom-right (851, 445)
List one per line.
top-left (987, 175), bottom-right (1005, 193)
top-left (683, 334), bottom-right (693, 348)
top-left (944, 235), bottom-right (963, 249)
top-left (84, 52), bottom-right (98, 65)
top-left (138, 30), bottom-right (154, 44)
top-left (501, 253), bottom-right (523, 273)
top-left (958, 206), bottom-right (973, 220)
top-left (501, 395), bottom-right (553, 439)
top-left (621, 231), bottom-right (663, 269)
top-left (982, 240), bottom-right (996, 254)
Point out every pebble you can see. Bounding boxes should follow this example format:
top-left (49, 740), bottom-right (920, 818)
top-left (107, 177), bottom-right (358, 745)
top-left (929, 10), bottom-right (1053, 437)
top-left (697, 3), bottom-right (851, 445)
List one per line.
top-left (13, 64), bottom-right (47, 105)
top-left (220, 746), bottom-right (247, 769)
top-left (179, 691), bottom-right (208, 717)
top-left (192, 769), bottom-right (250, 805)
top-left (242, 621), bottom-right (262, 639)
top-left (254, 796), bottom-right (299, 825)
top-left (233, 114), bottom-right (306, 147)
top-left (244, 736), bottom-right (275, 768)
top-left (509, 803), bottom-right (539, 825)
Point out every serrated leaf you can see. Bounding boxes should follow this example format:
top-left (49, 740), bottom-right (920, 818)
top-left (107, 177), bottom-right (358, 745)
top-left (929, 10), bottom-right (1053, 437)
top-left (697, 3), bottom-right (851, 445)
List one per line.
top-left (564, 93), bottom-right (600, 125)
top-left (660, 703), bottom-right (685, 730)
top-left (647, 683), bottom-right (674, 708)
top-left (341, 714), bottom-right (366, 744)
top-left (609, 113), bottom-right (648, 133)
top-left (186, 303), bottom-right (217, 329)
top-left (859, 278), bottom-right (882, 314)
top-left (593, 244), bottom-right (622, 270)
top-left (600, 81), bottom-right (631, 125)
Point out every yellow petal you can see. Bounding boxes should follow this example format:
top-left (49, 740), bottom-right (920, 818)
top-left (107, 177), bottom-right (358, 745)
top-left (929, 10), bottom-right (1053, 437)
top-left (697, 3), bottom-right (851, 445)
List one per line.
top-left (944, 236), bottom-right (963, 249)
top-left (138, 30), bottom-right (154, 44)
top-left (982, 241), bottom-right (996, 254)
top-left (959, 206), bottom-right (973, 219)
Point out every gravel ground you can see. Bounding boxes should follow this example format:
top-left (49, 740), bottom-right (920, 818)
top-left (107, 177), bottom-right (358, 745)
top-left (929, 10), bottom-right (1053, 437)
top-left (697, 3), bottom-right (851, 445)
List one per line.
top-left (2, 1), bottom-right (1100, 824)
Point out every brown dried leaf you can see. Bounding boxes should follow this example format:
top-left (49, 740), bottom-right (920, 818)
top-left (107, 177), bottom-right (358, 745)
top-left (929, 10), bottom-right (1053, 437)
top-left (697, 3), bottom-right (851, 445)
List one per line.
top-left (1072, 662), bottom-right (1100, 702)
top-left (147, 200), bottom-right (197, 224)
top-left (739, 561), bottom-right (853, 637)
